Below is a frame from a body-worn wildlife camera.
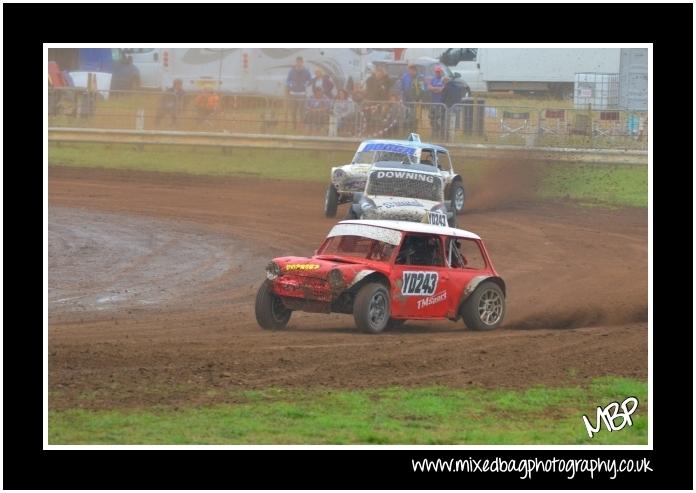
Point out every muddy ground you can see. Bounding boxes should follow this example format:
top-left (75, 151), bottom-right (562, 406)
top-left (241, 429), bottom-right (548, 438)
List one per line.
top-left (48, 167), bottom-right (648, 410)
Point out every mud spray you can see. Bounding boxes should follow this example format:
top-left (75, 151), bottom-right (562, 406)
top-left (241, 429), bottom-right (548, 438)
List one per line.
top-left (459, 152), bottom-right (648, 330)
top-left (463, 153), bottom-right (541, 212)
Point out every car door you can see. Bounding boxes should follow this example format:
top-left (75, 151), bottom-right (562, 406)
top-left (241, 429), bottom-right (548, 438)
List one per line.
top-left (390, 234), bottom-right (452, 319)
top-left (445, 236), bottom-right (491, 316)
top-left (436, 150), bottom-right (451, 174)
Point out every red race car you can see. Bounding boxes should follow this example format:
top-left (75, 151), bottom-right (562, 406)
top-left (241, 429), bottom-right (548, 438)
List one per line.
top-left (255, 220), bottom-right (506, 333)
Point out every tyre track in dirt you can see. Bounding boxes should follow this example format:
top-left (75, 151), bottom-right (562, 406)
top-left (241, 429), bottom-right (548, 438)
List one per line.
top-left (48, 166), bottom-right (648, 410)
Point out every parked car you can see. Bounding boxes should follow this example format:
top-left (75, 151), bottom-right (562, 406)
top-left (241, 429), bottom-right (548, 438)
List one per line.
top-left (255, 220), bottom-right (506, 333)
top-left (325, 134), bottom-right (466, 218)
top-left (345, 161), bottom-right (456, 228)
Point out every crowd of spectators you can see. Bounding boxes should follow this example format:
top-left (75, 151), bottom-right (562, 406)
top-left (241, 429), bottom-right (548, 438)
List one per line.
top-left (152, 56), bottom-right (457, 136)
top-left (285, 56), bottom-right (459, 137)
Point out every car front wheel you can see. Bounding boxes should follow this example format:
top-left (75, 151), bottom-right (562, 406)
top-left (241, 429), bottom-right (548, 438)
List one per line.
top-left (324, 184), bottom-right (339, 218)
top-left (344, 205), bottom-right (359, 220)
top-left (461, 281), bottom-right (505, 330)
top-left (255, 280), bottom-right (292, 330)
top-left (353, 283), bottom-right (390, 333)
top-left (451, 182), bottom-right (466, 215)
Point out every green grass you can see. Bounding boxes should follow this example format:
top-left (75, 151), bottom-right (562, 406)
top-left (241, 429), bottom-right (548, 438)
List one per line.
top-left (49, 143), bottom-right (354, 182)
top-left (49, 377), bottom-right (647, 445)
top-left (540, 164), bottom-right (648, 208)
top-left (48, 142), bottom-right (647, 208)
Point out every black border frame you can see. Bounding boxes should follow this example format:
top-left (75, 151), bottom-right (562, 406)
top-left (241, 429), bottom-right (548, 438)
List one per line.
top-left (4, 2), bottom-right (692, 489)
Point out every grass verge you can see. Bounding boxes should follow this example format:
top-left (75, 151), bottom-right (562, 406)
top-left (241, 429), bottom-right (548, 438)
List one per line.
top-left (49, 143), bottom-right (354, 182)
top-left (539, 164), bottom-right (648, 208)
top-left (49, 377), bottom-right (647, 445)
top-left (48, 143), bottom-right (647, 208)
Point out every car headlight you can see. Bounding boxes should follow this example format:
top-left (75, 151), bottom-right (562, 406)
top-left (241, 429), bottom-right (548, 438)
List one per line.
top-left (361, 198), bottom-right (376, 210)
top-left (265, 261), bottom-right (281, 280)
top-left (328, 268), bottom-right (345, 290)
top-left (332, 169), bottom-right (346, 181)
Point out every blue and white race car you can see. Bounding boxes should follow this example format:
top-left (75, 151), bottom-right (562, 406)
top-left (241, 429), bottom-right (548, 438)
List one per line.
top-left (345, 161), bottom-right (457, 228)
top-left (324, 134), bottom-right (466, 218)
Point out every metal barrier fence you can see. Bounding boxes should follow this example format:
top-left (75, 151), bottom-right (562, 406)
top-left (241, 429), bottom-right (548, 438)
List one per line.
top-left (47, 88), bottom-right (648, 150)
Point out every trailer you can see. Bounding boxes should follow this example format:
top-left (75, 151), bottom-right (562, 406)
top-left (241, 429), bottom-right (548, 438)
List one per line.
top-left (446, 48), bottom-right (621, 97)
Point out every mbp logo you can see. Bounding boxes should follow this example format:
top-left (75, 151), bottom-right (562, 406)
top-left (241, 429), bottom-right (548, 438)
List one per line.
top-left (582, 396), bottom-right (639, 438)
top-left (402, 271), bottom-right (438, 296)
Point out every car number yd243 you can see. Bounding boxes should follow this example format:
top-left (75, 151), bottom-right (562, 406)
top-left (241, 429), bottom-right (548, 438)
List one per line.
top-left (402, 271), bottom-right (439, 296)
top-left (427, 211), bottom-right (447, 227)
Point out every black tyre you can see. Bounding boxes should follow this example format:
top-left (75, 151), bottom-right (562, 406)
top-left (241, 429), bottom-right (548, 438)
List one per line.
top-left (344, 205), bottom-right (359, 220)
top-left (387, 318), bottom-right (407, 329)
top-left (447, 212), bottom-right (457, 228)
top-left (450, 181), bottom-right (466, 215)
top-left (324, 184), bottom-right (339, 218)
top-left (255, 281), bottom-right (292, 330)
top-left (353, 283), bottom-right (390, 333)
top-left (461, 281), bottom-right (505, 330)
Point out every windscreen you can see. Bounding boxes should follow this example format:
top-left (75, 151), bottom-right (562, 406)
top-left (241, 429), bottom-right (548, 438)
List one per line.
top-left (319, 235), bottom-right (396, 262)
top-left (353, 143), bottom-right (418, 165)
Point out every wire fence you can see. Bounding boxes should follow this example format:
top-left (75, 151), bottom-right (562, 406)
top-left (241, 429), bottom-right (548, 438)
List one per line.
top-left (48, 88), bottom-right (648, 150)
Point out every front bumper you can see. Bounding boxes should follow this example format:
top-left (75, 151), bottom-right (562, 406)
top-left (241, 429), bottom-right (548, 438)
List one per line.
top-left (271, 274), bottom-right (333, 303)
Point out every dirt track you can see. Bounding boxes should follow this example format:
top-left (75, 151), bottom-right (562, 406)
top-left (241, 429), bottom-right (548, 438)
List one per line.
top-left (48, 167), bottom-right (648, 410)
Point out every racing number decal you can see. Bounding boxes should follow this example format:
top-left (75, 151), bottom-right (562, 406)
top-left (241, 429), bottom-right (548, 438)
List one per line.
top-left (427, 211), bottom-right (447, 227)
top-left (401, 271), bottom-right (439, 296)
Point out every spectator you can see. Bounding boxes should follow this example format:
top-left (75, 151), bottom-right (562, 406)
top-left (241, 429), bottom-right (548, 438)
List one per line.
top-left (427, 66), bottom-right (446, 139)
top-left (441, 75), bottom-right (464, 135)
top-left (400, 64), bottom-right (425, 133)
top-left (332, 89), bottom-right (355, 135)
top-left (400, 64), bottom-right (425, 103)
top-left (442, 75), bottom-right (464, 108)
top-left (304, 88), bottom-right (330, 133)
top-left (636, 114), bottom-right (647, 142)
top-left (311, 68), bottom-right (335, 99)
top-left (365, 66), bottom-right (392, 102)
top-left (377, 94), bottom-right (405, 138)
top-left (357, 67), bottom-right (389, 135)
top-left (350, 81), bottom-right (365, 104)
top-left (194, 86), bottom-right (220, 127)
top-left (345, 75), bottom-right (354, 94)
top-left (155, 78), bottom-right (185, 127)
top-left (286, 56), bottom-right (312, 129)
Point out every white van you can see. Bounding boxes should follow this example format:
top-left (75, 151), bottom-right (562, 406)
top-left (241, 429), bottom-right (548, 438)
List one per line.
top-left (121, 48), bottom-right (162, 88)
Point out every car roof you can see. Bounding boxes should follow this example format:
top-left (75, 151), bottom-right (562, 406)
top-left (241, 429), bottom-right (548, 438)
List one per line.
top-left (359, 139), bottom-right (448, 153)
top-left (339, 219), bottom-right (481, 240)
top-left (371, 161), bottom-right (441, 174)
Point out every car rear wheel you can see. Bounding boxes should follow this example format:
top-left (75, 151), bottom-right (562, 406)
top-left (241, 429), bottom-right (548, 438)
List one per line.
top-left (324, 184), bottom-right (339, 218)
top-left (353, 283), bottom-right (390, 333)
top-left (461, 281), bottom-right (505, 331)
top-left (451, 182), bottom-right (466, 215)
top-left (255, 281), bottom-right (292, 330)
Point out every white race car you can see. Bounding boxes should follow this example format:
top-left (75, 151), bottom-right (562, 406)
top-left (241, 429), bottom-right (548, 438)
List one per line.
top-left (324, 134), bottom-right (466, 218)
top-left (345, 161), bottom-right (456, 228)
